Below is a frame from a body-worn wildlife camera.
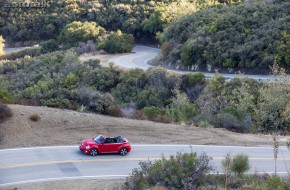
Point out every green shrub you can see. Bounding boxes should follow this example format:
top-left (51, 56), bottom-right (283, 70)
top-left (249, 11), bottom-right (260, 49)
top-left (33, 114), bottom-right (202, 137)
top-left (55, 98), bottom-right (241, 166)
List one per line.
top-left (83, 59), bottom-right (100, 69)
top-left (0, 103), bottom-right (13, 122)
top-left (231, 154), bottom-right (250, 177)
top-left (41, 98), bottom-right (71, 109)
top-left (61, 72), bottom-right (79, 90)
top-left (41, 39), bottom-right (59, 53)
top-left (0, 88), bottom-right (14, 103)
top-left (59, 21), bottom-right (106, 47)
top-left (165, 87), bottom-right (198, 122)
top-left (143, 106), bottom-right (162, 120)
top-left (211, 113), bottom-right (246, 133)
top-left (84, 66), bottom-right (120, 92)
top-left (74, 41), bottom-right (97, 55)
top-left (137, 86), bottom-right (170, 108)
top-left (76, 88), bottom-right (116, 115)
top-left (29, 113), bottom-right (41, 122)
top-left (181, 72), bottom-right (206, 89)
top-left (124, 152), bottom-right (212, 190)
top-left (260, 175), bottom-right (290, 190)
top-left (98, 32), bottom-right (134, 53)
top-left (197, 120), bottom-right (211, 128)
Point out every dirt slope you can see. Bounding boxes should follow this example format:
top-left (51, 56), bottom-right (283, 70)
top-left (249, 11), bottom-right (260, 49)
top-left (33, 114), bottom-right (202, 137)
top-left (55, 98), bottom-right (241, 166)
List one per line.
top-left (1, 104), bottom-right (288, 149)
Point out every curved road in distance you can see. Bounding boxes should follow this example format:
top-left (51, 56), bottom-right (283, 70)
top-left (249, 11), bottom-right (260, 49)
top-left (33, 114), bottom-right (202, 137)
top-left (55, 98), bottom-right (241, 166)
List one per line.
top-left (1, 145), bottom-right (290, 186)
top-left (109, 45), bottom-right (274, 81)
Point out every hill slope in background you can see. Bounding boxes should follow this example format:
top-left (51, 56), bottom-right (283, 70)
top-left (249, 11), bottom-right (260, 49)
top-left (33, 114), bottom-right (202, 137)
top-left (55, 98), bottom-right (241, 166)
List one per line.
top-left (0, 0), bottom-right (220, 43)
top-left (160, 0), bottom-right (290, 71)
top-left (0, 104), bottom-right (287, 149)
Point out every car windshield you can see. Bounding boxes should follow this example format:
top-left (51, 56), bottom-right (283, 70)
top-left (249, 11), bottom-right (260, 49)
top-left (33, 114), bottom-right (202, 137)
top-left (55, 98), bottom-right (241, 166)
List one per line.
top-left (93, 135), bottom-right (104, 143)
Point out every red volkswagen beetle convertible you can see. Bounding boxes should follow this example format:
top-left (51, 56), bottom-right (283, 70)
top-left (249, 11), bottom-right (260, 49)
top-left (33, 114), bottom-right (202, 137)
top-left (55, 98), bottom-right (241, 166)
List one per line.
top-left (80, 135), bottom-right (131, 156)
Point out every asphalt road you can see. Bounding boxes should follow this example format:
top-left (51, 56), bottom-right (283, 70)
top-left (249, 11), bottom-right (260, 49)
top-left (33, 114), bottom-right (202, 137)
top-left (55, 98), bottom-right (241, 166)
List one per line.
top-left (109, 45), bottom-right (276, 81)
top-left (1, 145), bottom-right (289, 186)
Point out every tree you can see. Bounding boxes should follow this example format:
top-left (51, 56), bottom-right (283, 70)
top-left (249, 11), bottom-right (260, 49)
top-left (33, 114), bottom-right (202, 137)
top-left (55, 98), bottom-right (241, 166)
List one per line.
top-left (0, 35), bottom-right (4, 56)
top-left (226, 79), bottom-right (257, 129)
top-left (197, 74), bottom-right (227, 116)
top-left (59, 21), bottom-right (106, 47)
top-left (98, 31), bottom-right (134, 53)
top-left (166, 86), bottom-right (198, 122)
top-left (231, 154), bottom-right (250, 177)
top-left (254, 64), bottom-right (290, 132)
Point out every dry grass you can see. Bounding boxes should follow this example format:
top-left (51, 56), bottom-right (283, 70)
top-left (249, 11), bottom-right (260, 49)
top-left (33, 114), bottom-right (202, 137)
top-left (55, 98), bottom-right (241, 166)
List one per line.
top-left (29, 113), bottom-right (41, 122)
top-left (0, 104), bottom-right (287, 149)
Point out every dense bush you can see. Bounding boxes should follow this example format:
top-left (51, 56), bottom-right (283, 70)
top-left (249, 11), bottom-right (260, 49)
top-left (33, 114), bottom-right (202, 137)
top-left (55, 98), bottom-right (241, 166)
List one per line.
top-left (83, 59), bottom-right (100, 70)
top-left (98, 32), bottom-right (134, 53)
top-left (161, 0), bottom-right (290, 69)
top-left (124, 152), bottom-right (212, 190)
top-left (211, 113), bottom-right (246, 133)
top-left (41, 39), bottom-right (59, 53)
top-left (259, 175), bottom-right (290, 190)
top-left (0, 88), bottom-right (14, 103)
top-left (143, 106), bottom-right (163, 120)
top-left (74, 41), bottom-right (97, 55)
top-left (75, 88), bottom-right (116, 115)
top-left (0, 103), bottom-right (12, 122)
top-left (124, 151), bottom-right (290, 190)
top-left (59, 21), bottom-right (106, 48)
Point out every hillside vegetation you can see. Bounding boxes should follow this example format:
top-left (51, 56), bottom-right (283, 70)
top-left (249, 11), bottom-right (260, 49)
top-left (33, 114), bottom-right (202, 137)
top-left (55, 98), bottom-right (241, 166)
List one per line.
top-left (0, 0), bottom-right (289, 133)
top-left (160, 0), bottom-right (290, 70)
top-left (0, 0), bottom-right (224, 44)
top-left (0, 49), bottom-right (289, 133)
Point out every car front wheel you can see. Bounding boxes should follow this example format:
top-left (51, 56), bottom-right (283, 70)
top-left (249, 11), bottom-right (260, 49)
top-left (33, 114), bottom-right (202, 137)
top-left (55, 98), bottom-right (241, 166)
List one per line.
top-left (90, 148), bottom-right (98, 156)
top-left (120, 148), bottom-right (128, 156)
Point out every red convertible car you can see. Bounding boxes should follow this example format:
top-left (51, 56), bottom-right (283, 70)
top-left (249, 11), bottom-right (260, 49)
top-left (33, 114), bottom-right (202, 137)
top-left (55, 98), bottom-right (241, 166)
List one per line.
top-left (80, 135), bottom-right (131, 156)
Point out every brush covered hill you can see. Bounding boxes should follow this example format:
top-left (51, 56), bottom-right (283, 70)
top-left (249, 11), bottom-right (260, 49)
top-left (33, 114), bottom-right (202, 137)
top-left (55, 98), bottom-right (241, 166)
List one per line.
top-left (0, 0), bottom-right (220, 43)
top-left (160, 0), bottom-right (290, 72)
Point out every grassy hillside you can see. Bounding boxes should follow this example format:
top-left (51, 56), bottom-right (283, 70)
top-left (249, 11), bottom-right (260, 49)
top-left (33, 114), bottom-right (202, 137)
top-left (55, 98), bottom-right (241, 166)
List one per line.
top-left (160, 0), bottom-right (290, 70)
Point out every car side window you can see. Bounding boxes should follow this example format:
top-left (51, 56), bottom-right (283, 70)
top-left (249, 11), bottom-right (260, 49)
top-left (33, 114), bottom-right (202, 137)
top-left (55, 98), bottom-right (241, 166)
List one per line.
top-left (104, 138), bottom-right (112, 144)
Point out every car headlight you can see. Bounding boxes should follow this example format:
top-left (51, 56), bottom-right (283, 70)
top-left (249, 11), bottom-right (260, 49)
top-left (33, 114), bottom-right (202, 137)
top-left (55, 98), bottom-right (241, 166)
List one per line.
top-left (85, 145), bottom-right (90, 149)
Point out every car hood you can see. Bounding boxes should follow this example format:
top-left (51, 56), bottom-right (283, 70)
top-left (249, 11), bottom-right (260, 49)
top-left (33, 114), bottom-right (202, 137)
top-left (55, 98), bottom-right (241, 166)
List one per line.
top-left (82, 138), bottom-right (97, 146)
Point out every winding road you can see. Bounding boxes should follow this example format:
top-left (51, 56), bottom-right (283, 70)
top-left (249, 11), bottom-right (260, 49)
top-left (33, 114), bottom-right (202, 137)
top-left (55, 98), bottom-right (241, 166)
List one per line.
top-left (1, 145), bottom-right (290, 186)
top-left (109, 45), bottom-right (275, 81)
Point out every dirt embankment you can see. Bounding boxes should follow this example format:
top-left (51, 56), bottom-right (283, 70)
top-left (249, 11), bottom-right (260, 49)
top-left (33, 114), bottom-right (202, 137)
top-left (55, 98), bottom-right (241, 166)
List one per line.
top-left (1, 104), bottom-right (288, 149)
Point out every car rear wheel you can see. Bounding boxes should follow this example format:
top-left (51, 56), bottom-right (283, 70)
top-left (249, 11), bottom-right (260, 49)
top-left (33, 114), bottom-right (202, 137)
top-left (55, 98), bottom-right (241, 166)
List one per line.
top-left (90, 148), bottom-right (98, 156)
top-left (120, 148), bottom-right (128, 156)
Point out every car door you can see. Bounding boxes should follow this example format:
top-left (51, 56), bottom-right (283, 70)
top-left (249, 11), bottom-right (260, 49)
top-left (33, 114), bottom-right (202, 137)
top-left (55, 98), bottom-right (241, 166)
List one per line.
top-left (99, 138), bottom-right (116, 153)
top-left (109, 140), bottom-right (122, 153)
